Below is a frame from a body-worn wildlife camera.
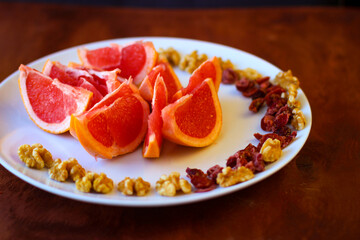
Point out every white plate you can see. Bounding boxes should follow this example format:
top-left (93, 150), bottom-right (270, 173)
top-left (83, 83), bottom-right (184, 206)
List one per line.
top-left (0, 37), bottom-right (312, 207)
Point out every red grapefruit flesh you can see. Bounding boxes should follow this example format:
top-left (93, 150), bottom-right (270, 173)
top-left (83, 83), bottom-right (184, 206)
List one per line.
top-left (162, 78), bottom-right (222, 147)
top-left (71, 80), bottom-right (150, 159)
top-left (42, 60), bottom-right (103, 108)
top-left (139, 61), bottom-right (182, 103)
top-left (78, 41), bottom-right (158, 86)
top-left (172, 57), bottom-right (222, 102)
top-left (67, 62), bottom-right (122, 94)
top-left (143, 75), bottom-right (168, 158)
top-left (78, 44), bottom-right (121, 71)
top-left (18, 65), bottom-right (93, 134)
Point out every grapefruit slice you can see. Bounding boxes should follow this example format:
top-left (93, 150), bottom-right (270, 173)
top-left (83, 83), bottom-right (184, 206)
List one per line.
top-left (71, 79), bottom-right (150, 159)
top-left (42, 60), bottom-right (104, 108)
top-left (172, 57), bottom-right (222, 102)
top-left (18, 65), bottom-right (93, 134)
top-left (78, 41), bottom-right (158, 86)
top-left (143, 75), bottom-right (168, 158)
top-left (139, 61), bottom-right (182, 103)
top-left (162, 78), bottom-right (222, 147)
top-left (67, 62), bottom-right (122, 94)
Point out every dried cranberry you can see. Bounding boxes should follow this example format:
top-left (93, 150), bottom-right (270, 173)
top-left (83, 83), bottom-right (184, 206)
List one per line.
top-left (261, 115), bottom-right (275, 131)
top-left (186, 167), bottom-right (214, 189)
top-left (260, 81), bottom-right (272, 90)
top-left (194, 185), bottom-right (217, 193)
top-left (226, 144), bottom-right (264, 173)
top-left (252, 153), bottom-right (265, 172)
top-left (235, 77), bottom-right (253, 92)
top-left (226, 151), bottom-right (248, 169)
top-left (249, 98), bottom-right (265, 113)
top-left (265, 85), bottom-right (286, 95)
top-left (242, 87), bottom-right (259, 98)
top-left (207, 165), bottom-right (223, 182)
top-left (265, 93), bottom-right (285, 107)
top-left (254, 132), bottom-right (296, 149)
top-left (244, 161), bottom-right (255, 172)
top-left (283, 131), bottom-right (297, 148)
top-left (222, 68), bottom-right (238, 84)
top-left (255, 76), bottom-right (270, 84)
top-left (251, 89), bottom-right (266, 99)
top-left (275, 105), bottom-right (292, 116)
top-left (274, 112), bottom-right (290, 128)
top-left (274, 125), bottom-right (292, 136)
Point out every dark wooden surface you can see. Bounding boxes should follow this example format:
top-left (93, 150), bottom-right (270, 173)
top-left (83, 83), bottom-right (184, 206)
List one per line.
top-left (0, 2), bottom-right (359, 239)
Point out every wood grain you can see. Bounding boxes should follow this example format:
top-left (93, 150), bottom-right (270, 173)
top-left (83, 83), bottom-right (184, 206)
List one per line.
top-left (0, 2), bottom-right (359, 239)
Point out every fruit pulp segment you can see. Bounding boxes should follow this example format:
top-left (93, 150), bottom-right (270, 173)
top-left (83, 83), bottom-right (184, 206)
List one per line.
top-left (87, 46), bottom-right (121, 70)
top-left (87, 95), bottom-right (144, 148)
top-left (26, 71), bottom-right (75, 123)
top-left (187, 61), bottom-right (216, 93)
top-left (150, 63), bottom-right (180, 102)
top-left (174, 82), bottom-right (216, 138)
top-left (119, 42), bottom-right (146, 79)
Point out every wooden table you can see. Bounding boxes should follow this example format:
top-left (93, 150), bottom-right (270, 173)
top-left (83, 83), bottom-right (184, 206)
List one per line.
top-left (0, 2), bottom-right (359, 239)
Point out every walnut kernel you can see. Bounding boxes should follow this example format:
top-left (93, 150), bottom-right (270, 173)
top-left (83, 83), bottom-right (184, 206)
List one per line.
top-left (93, 173), bottom-right (114, 194)
top-left (49, 159), bottom-right (68, 182)
top-left (292, 108), bottom-right (306, 130)
top-left (63, 158), bottom-right (85, 182)
top-left (274, 70), bottom-right (300, 90)
top-left (218, 57), bottom-right (235, 70)
top-left (18, 143), bottom-right (53, 169)
top-left (156, 172), bottom-right (191, 196)
top-left (260, 138), bottom-right (282, 163)
top-left (134, 177), bottom-right (151, 196)
top-left (75, 176), bottom-right (92, 193)
top-left (179, 178), bottom-right (192, 194)
top-left (216, 166), bottom-right (254, 187)
top-left (158, 47), bottom-right (181, 66)
top-left (75, 171), bottom-right (99, 193)
top-left (156, 180), bottom-right (177, 197)
top-left (117, 177), bottom-right (135, 196)
top-left (179, 50), bottom-right (208, 73)
top-left (237, 68), bottom-right (262, 81)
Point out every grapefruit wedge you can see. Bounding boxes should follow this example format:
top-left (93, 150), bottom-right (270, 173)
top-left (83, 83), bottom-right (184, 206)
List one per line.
top-left (42, 60), bottom-right (104, 108)
top-left (18, 65), bottom-right (93, 134)
top-left (162, 78), bottom-right (222, 147)
top-left (71, 79), bottom-right (150, 159)
top-left (78, 41), bottom-right (158, 86)
top-left (67, 62), bottom-right (122, 94)
top-left (139, 61), bottom-right (182, 103)
top-left (143, 75), bottom-right (168, 158)
top-left (172, 57), bottom-right (222, 102)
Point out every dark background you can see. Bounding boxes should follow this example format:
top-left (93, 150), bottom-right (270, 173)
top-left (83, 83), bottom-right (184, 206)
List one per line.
top-left (1, 0), bottom-right (359, 7)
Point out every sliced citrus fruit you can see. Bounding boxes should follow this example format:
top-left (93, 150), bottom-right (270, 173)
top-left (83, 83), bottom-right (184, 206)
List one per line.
top-left (78, 41), bottom-right (158, 86)
top-left (18, 64), bottom-right (93, 134)
top-left (172, 57), bottom-right (222, 102)
top-left (71, 80), bottom-right (150, 159)
top-left (162, 78), bottom-right (222, 147)
top-left (68, 62), bottom-right (122, 94)
top-left (42, 60), bottom-right (103, 108)
top-left (143, 75), bottom-right (168, 158)
top-left (139, 60), bottom-right (182, 103)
